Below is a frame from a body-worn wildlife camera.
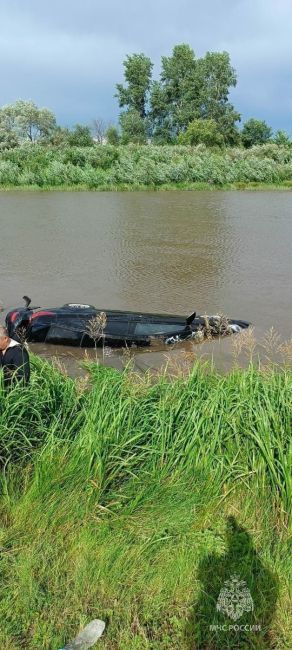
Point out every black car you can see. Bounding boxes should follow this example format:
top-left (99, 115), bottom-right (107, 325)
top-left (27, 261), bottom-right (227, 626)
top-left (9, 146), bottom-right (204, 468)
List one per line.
top-left (6, 299), bottom-right (249, 347)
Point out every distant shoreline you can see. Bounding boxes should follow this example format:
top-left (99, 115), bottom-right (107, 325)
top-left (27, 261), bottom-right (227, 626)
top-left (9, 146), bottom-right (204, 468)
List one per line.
top-left (1, 182), bottom-right (292, 192)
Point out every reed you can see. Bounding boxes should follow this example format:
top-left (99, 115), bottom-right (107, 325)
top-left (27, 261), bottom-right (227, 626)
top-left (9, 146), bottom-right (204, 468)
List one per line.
top-left (85, 311), bottom-right (107, 362)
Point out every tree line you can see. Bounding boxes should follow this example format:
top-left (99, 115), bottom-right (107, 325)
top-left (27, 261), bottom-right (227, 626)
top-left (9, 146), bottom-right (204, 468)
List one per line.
top-left (0, 44), bottom-right (290, 150)
top-left (114, 45), bottom-right (290, 146)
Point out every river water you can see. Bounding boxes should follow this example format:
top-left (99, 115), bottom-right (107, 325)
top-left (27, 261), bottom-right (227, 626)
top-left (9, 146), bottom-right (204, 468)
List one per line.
top-left (0, 190), bottom-right (291, 374)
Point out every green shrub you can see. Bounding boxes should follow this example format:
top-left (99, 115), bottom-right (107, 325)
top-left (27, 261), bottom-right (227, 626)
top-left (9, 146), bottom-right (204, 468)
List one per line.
top-left (0, 161), bottom-right (20, 184)
top-left (1, 143), bottom-right (292, 188)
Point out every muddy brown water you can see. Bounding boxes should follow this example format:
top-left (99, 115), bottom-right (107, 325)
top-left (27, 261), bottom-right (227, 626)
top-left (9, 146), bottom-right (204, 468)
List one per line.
top-left (0, 190), bottom-right (291, 375)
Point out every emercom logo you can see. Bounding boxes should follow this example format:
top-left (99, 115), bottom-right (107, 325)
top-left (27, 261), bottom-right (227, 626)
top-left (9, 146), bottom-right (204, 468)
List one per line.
top-left (216, 575), bottom-right (254, 621)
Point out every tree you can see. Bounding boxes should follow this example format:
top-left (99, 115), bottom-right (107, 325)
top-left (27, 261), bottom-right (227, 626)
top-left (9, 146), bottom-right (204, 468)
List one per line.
top-left (199, 52), bottom-right (236, 116)
top-left (148, 81), bottom-right (175, 143)
top-left (49, 126), bottom-right (71, 146)
top-left (68, 124), bottom-right (93, 147)
top-left (116, 53), bottom-right (153, 118)
top-left (178, 118), bottom-right (224, 147)
top-left (120, 110), bottom-right (147, 144)
top-left (92, 117), bottom-right (107, 144)
top-left (0, 126), bottom-right (19, 150)
top-left (149, 45), bottom-right (240, 144)
top-left (198, 51), bottom-right (240, 144)
top-left (149, 44), bottom-right (199, 141)
top-left (105, 125), bottom-right (120, 145)
top-left (0, 107), bottom-right (19, 149)
top-left (212, 103), bottom-right (240, 146)
top-left (241, 119), bottom-right (272, 148)
top-left (0, 100), bottom-right (56, 142)
top-left (273, 129), bottom-right (291, 146)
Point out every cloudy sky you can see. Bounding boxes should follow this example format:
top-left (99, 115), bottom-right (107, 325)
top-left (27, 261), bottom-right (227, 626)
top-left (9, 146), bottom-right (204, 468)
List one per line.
top-left (0, 0), bottom-right (291, 133)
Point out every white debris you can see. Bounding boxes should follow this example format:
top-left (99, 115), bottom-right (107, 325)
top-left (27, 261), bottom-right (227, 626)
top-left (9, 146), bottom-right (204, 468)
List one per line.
top-left (165, 335), bottom-right (182, 344)
top-left (229, 324), bottom-right (242, 333)
top-left (59, 619), bottom-right (106, 649)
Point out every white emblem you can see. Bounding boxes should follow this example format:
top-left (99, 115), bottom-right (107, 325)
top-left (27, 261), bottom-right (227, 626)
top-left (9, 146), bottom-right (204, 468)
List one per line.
top-left (216, 575), bottom-right (254, 621)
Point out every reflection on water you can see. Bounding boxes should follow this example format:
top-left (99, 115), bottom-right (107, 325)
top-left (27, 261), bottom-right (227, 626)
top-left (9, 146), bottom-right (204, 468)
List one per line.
top-left (0, 190), bottom-right (291, 374)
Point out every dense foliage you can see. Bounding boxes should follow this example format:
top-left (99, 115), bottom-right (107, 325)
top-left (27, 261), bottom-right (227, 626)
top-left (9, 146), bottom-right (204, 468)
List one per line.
top-left (0, 357), bottom-right (291, 648)
top-left (178, 118), bottom-right (225, 147)
top-left (0, 142), bottom-right (292, 188)
top-left (116, 46), bottom-right (240, 144)
top-left (241, 118), bottom-right (273, 148)
top-left (0, 99), bottom-right (56, 146)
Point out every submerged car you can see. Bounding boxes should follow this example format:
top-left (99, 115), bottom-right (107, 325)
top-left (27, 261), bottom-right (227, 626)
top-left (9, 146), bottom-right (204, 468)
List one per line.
top-left (5, 298), bottom-right (249, 348)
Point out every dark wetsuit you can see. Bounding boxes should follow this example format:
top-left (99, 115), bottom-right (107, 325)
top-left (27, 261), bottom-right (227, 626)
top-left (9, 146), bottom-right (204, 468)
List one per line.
top-left (0, 343), bottom-right (30, 387)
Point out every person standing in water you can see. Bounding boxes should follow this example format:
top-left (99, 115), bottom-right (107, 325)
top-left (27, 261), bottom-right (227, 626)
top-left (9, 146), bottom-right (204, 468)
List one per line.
top-left (0, 326), bottom-right (30, 387)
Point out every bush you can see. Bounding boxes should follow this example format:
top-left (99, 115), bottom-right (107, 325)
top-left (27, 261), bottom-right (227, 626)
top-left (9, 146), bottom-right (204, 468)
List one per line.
top-left (0, 161), bottom-right (20, 184)
top-left (106, 125), bottom-right (120, 145)
top-left (178, 118), bottom-right (224, 147)
top-left (68, 125), bottom-right (93, 147)
top-left (44, 161), bottom-right (86, 185)
top-left (1, 143), bottom-right (292, 188)
top-left (241, 119), bottom-right (272, 148)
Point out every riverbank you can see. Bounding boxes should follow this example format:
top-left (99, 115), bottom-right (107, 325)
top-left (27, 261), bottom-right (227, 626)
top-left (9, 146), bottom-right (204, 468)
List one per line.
top-left (1, 143), bottom-right (292, 190)
top-left (1, 181), bottom-right (292, 191)
top-left (0, 356), bottom-right (291, 649)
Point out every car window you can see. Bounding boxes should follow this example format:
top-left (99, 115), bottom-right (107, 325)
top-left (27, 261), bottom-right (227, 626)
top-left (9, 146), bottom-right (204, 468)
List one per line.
top-left (135, 323), bottom-right (185, 336)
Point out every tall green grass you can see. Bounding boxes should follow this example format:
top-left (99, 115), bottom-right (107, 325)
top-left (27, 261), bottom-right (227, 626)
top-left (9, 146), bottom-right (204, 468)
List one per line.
top-left (1, 143), bottom-right (292, 189)
top-left (0, 357), bottom-right (291, 648)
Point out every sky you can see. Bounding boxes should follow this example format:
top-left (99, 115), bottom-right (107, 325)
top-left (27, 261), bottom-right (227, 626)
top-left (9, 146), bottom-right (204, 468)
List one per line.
top-left (0, 0), bottom-right (291, 134)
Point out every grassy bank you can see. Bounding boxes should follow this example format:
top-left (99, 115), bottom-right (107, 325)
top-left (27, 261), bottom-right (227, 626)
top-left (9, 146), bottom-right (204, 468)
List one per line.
top-left (0, 356), bottom-right (291, 649)
top-left (1, 143), bottom-right (292, 190)
top-left (1, 181), bottom-right (292, 192)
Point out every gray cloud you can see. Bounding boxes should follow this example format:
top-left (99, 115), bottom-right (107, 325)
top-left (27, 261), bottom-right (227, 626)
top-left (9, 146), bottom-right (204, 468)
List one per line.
top-left (0, 0), bottom-right (291, 131)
